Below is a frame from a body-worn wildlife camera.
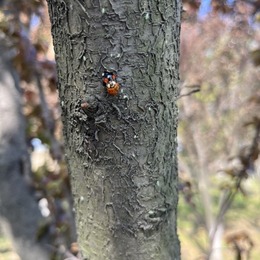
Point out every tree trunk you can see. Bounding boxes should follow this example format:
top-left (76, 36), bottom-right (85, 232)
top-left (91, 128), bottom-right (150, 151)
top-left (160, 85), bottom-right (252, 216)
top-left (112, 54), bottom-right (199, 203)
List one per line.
top-left (47, 1), bottom-right (181, 259)
top-left (0, 47), bottom-right (51, 260)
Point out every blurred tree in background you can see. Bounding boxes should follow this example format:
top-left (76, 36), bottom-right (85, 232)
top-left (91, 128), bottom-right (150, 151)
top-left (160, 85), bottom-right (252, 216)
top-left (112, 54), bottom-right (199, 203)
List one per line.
top-left (179, 0), bottom-right (260, 259)
top-left (0, 0), bottom-right (259, 259)
top-left (0, 0), bottom-right (77, 259)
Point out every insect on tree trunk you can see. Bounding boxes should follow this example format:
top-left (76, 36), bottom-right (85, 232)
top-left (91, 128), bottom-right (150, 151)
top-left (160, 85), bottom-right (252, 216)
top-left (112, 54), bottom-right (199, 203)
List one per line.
top-left (47, 1), bottom-right (181, 259)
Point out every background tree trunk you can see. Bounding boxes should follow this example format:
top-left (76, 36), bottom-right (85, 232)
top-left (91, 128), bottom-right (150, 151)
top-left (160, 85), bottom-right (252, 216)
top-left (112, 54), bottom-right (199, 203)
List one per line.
top-left (0, 46), bottom-right (51, 260)
top-left (47, 1), bottom-right (181, 259)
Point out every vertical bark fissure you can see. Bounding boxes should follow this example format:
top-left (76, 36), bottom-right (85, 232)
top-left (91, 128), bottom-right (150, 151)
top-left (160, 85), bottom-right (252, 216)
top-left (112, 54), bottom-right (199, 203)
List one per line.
top-left (47, 0), bottom-right (181, 259)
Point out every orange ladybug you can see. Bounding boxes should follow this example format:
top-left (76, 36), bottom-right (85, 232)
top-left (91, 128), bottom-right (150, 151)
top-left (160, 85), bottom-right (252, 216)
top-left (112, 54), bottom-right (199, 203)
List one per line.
top-left (106, 81), bottom-right (120, 96)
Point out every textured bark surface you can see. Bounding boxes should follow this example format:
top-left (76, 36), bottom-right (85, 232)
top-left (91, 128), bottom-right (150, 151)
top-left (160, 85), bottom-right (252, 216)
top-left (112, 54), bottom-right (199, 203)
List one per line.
top-left (47, 1), bottom-right (181, 259)
top-left (0, 48), bottom-right (50, 260)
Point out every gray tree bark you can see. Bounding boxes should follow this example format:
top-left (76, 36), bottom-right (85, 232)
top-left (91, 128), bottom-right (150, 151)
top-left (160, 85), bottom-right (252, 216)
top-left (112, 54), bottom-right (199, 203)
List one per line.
top-left (0, 47), bottom-right (51, 260)
top-left (47, 1), bottom-right (181, 259)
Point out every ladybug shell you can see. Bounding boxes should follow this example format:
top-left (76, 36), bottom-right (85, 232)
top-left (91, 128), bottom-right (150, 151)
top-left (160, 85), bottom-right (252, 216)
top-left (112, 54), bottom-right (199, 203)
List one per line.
top-left (103, 78), bottom-right (110, 85)
top-left (106, 82), bottom-right (120, 96)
